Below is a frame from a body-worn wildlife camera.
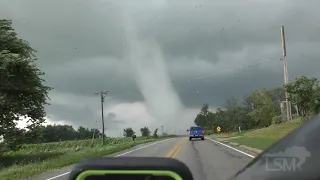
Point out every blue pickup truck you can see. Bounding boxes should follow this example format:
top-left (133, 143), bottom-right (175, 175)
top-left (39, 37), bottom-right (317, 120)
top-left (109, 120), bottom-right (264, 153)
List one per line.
top-left (188, 126), bottom-right (205, 141)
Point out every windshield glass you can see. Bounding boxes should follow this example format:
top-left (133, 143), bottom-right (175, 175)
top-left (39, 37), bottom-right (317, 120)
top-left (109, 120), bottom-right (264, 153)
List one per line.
top-left (190, 127), bottom-right (203, 131)
top-left (1, 1), bottom-right (319, 180)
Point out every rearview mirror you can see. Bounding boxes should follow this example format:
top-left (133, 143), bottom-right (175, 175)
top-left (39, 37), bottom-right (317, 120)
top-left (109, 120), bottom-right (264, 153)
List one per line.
top-left (186, 129), bottom-right (189, 132)
top-left (68, 157), bottom-right (193, 180)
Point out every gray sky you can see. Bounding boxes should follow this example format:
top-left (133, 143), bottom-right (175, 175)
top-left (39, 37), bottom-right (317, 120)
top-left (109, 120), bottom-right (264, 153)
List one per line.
top-left (1, 0), bottom-right (319, 136)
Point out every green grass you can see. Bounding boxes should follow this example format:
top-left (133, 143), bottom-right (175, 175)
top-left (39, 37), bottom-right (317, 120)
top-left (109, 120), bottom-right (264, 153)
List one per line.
top-left (0, 136), bottom-right (175, 180)
top-left (207, 129), bottom-right (256, 139)
top-left (230, 137), bottom-right (278, 150)
top-left (244, 119), bottom-right (304, 139)
top-left (228, 117), bottom-right (306, 150)
top-left (208, 132), bottom-right (241, 138)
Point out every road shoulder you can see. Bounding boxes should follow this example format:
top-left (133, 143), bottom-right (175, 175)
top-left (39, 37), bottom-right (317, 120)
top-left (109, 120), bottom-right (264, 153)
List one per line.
top-left (207, 137), bottom-right (262, 157)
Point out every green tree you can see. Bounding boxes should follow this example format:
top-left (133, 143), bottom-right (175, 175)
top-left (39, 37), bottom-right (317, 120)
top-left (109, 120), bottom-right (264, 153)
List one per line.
top-left (24, 125), bottom-right (44, 144)
top-left (89, 128), bottom-right (101, 139)
top-left (194, 104), bottom-right (209, 128)
top-left (0, 19), bottom-right (51, 149)
top-left (140, 126), bottom-right (150, 137)
top-left (269, 87), bottom-right (285, 103)
top-left (313, 85), bottom-right (320, 114)
top-left (200, 103), bottom-right (209, 116)
top-left (248, 89), bottom-right (278, 127)
top-left (193, 78), bottom-right (319, 134)
top-left (222, 98), bottom-right (240, 131)
top-left (194, 113), bottom-right (206, 127)
top-left (123, 127), bottom-right (135, 137)
top-left (77, 126), bottom-right (93, 140)
top-left (2, 127), bottom-right (26, 150)
top-left (284, 76), bottom-right (319, 116)
top-left (153, 128), bottom-right (158, 138)
top-left (41, 124), bottom-right (77, 142)
top-left (194, 87), bottom-right (287, 133)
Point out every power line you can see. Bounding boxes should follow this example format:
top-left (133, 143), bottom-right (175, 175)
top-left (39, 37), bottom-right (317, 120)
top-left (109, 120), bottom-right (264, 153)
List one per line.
top-left (106, 56), bottom-right (278, 100)
top-left (173, 56), bottom-right (277, 84)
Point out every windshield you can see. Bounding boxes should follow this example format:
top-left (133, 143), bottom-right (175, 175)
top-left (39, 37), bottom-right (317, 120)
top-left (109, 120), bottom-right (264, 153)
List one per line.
top-left (1, 0), bottom-right (319, 180)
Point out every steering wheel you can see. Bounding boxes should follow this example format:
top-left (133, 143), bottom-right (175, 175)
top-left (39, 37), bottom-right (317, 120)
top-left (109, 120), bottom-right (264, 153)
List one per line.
top-left (68, 157), bottom-right (193, 180)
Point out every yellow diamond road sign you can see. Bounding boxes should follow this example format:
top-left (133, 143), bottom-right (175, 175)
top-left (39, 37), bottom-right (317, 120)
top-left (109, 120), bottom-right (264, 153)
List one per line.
top-left (217, 126), bottom-right (221, 132)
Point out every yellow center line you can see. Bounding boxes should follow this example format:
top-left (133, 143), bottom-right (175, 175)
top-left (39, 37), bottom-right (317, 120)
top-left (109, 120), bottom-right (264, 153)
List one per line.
top-left (165, 138), bottom-right (185, 157)
top-left (172, 138), bottom-right (187, 158)
top-left (172, 146), bottom-right (182, 158)
top-left (165, 138), bottom-right (187, 158)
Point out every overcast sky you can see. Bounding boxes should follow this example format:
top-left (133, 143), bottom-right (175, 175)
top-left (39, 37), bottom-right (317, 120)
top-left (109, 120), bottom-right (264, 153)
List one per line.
top-left (1, 0), bottom-right (319, 136)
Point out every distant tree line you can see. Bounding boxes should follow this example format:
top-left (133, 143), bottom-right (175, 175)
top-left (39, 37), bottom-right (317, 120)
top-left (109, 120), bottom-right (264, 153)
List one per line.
top-left (123, 127), bottom-right (159, 138)
top-left (0, 124), bottom-right (161, 151)
top-left (1, 125), bottom-right (105, 149)
top-left (194, 76), bottom-right (320, 133)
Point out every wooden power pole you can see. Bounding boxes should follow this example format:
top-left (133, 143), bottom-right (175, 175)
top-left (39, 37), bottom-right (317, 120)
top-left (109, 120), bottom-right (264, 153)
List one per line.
top-left (95, 91), bottom-right (109, 145)
top-left (281, 26), bottom-right (292, 121)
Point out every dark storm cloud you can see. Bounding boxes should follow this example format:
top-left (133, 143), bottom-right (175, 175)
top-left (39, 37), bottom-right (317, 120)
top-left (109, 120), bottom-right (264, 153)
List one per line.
top-left (1, 0), bottom-right (320, 131)
top-left (46, 103), bottom-right (98, 127)
top-left (138, 0), bottom-right (320, 61)
top-left (175, 63), bottom-right (285, 108)
top-left (2, 0), bottom-right (126, 62)
top-left (46, 103), bottom-right (126, 129)
top-left (107, 112), bottom-right (116, 120)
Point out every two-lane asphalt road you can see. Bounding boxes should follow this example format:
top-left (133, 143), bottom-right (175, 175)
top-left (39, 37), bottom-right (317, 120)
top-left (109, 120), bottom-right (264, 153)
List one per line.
top-left (30, 137), bottom-right (254, 180)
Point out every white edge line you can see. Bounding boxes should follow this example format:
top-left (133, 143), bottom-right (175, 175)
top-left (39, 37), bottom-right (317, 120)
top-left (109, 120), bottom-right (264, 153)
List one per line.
top-left (205, 137), bottom-right (255, 158)
top-left (46, 172), bottom-right (70, 180)
top-left (114, 138), bottom-right (172, 157)
top-left (45, 138), bottom-right (174, 180)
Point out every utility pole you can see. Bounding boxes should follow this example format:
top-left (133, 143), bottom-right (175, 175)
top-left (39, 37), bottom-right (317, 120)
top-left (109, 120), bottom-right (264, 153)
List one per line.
top-left (95, 91), bottom-right (109, 145)
top-left (281, 26), bottom-right (292, 121)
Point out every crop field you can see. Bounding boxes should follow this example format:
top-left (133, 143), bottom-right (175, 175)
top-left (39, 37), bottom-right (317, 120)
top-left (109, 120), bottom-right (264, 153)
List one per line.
top-left (0, 135), bottom-right (175, 180)
top-left (6, 136), bottom-right (156, 155)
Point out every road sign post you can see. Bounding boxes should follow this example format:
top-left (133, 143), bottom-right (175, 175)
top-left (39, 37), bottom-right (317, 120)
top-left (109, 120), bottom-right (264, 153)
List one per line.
top-left (217, 126), bottom-right (221, 133)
